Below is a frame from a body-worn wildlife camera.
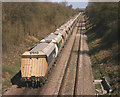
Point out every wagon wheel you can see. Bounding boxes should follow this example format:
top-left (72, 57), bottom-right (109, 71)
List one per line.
top-left (25, 82), bottom-right (28, 87)
top-left (42, 78), bottom-right (45, 85)
top-left (36, 81), bottom-right (39, 87)
top-left (35, 80), bottom-right (38, 88)
top-left (37, 81), bottom-right (40, 87)
top-left (28, 81), bottom-right (32, 87)
top-left (32, 81), bottom-right (34, 87)
top-left (39, 82), bottom-right (43, 87)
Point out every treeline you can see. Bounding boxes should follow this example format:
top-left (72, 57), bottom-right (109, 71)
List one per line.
top-left (85, 2), bottom-right (119, 95)
top-left (2, 2), bottom-right (78, 53)
top-left (86, 2), bottom-right (118, 44)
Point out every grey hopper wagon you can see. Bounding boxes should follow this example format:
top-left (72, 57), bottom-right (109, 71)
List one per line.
top-left (40, 33), bottom-right (62, 57)
top-left (59, 26), bottom-right (69, 40)
top-left (54, 29), bottom-right (67, 46)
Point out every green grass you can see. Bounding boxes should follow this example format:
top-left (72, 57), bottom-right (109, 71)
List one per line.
top-left (27, 42), bottom-right (35, 47)
top-left (2, 58), bottom-right (21, 89)
top-left (95, 84), bottom-right (102, 89)
top-left (3, 79), bottom-right (11, 89)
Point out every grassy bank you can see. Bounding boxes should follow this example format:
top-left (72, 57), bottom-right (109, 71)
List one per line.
top-left (85, 2), bottom-right (119, 95)
top-left (85, 17), bottom-right (119, 95)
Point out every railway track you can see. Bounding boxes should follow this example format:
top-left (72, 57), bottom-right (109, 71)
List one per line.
top-left (57, 15), bottom-right (95, 95)
top-left (58, 18), bottom-right (82, 95)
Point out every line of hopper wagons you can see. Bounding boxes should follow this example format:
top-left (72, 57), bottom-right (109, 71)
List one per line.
top-left (20, 12), bottom-right (82, 87)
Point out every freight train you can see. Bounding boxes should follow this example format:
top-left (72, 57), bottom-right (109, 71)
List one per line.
top-left (20, 13), bottom-right (81, 87)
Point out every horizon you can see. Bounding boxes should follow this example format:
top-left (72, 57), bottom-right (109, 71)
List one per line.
top-left (67, 2), bottom-right (88, 9)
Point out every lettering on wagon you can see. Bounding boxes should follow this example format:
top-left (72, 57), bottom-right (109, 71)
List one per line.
top-left (30, 51), bottom-right (39, 54)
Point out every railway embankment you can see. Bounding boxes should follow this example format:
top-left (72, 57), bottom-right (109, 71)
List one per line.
top-left (85, 3), bottom-right (119, 95)
top-left (86, 19), bottom-right (119, 95)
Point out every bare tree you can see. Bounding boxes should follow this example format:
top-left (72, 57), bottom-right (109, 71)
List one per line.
top-left (60, 0), bottom-right (67, 7)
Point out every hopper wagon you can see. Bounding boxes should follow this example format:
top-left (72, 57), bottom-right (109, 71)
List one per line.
top-left (21, 42), bottom-right (56, 86)
top-left (68, 20), bottom-right (75, 34)
top-left (63, 24), bottom-right (71, 35)
top-left (40, 33), bottom-right (62, 57)
top-left (67, 22), bottom-right (73, 35)
top-left (59, 26), bottom-right (69, 40)
top-left (54, 29), bottom-right (67, 46)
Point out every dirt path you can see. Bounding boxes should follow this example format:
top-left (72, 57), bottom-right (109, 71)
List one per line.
top-left (75, 31), bottom-right (95, 95)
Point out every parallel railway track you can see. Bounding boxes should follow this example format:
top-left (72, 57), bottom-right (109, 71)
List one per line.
top-left (58, 18), bottom-right (83, 96)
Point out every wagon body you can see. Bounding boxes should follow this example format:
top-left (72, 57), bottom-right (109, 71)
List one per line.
top-left (40, 33), bottom-right (62, 57)
top-left (21, 42), bottom-right (56, 81)
top-left (54, 30), bottom-right (66, 46)
top-left (52, 34), bottom-right (62, 55)
top-left (59, 27), bottom-right (69, 40)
